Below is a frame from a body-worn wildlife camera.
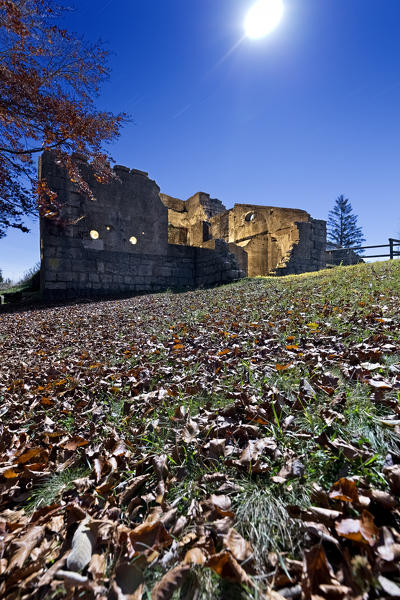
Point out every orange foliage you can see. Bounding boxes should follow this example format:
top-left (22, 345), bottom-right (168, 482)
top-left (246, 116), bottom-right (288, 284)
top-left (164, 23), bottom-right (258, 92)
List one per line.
top-left (0, 0), bottom-right (128, 236)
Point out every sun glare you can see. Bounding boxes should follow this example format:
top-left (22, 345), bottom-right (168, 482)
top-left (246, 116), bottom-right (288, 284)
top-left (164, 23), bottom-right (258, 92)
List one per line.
top-left (245, 0), bottom-right (283, 39)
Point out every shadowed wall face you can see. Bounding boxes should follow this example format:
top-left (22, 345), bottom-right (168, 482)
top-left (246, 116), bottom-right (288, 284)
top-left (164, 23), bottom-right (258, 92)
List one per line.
top-left (41, 157), bottom-right (169, 256)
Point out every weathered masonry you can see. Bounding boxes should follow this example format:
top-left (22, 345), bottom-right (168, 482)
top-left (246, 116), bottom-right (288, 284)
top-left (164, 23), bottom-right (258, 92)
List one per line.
top-left (161, 194), bottom-right (328, 276)
top-left (39, 153), bottom-right (244, 300)
top-left (40, 153), bottom-right (357, 300)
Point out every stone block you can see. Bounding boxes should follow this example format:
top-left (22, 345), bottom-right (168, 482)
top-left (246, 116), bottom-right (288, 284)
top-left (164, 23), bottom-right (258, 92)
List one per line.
top-left (137, 265), bottom-right (153, 277)
top-left (57, 272), bottom-right (73, 282)
top-left (47, 258), bottom-right (60, 271)
top-left (48, 282), bottom-right (67, 290)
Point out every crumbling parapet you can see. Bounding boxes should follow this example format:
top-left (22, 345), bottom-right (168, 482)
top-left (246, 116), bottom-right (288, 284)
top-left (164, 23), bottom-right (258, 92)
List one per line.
top-left (161, 192), bottom-right (225, 246)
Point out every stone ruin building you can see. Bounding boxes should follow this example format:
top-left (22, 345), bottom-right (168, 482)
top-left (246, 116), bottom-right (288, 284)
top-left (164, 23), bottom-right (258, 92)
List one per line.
top-left (39, 153), bottom-right (358, 300)
top-left (161, 193), bottom-right (327, 277)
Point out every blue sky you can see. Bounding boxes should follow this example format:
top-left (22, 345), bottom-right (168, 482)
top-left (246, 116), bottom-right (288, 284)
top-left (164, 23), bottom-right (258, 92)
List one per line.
top-left (2, 0), bottom-right (400, 281)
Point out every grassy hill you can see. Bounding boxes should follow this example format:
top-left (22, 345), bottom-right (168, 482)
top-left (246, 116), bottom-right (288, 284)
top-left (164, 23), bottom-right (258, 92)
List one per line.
top-left (0, 261), bottom-right (399, 599)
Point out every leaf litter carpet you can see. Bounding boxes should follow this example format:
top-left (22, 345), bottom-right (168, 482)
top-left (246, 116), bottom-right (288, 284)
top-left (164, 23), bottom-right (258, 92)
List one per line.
top-left (0, 262), bottom-right (400, 599)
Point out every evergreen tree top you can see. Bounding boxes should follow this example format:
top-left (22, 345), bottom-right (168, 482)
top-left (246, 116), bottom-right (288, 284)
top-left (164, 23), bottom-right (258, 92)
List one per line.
top-left (327, 195), bottom-right (365, 248)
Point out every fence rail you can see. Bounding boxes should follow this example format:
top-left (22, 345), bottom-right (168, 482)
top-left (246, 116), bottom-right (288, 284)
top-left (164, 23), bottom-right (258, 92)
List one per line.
top-left (327, 238), bottom-right (400, 260)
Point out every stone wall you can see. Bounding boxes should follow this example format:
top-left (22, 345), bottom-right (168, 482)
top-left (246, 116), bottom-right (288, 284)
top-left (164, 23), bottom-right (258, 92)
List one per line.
top-left (215, 204), bottom-right (315, 277)
top-left (40, 151), bottom-right (346, 295)
top-left (161, 192), bottom-right (329, 276)
top-left (196, 239), bottom-right (247, 286)
top-left (160, 192), bottom-right (225, 246)
top-left (275, 219), bottom-right (327, 275)
top-left (41, 239), bottom-right (243, 300)
top-left (325, 248), bottom-right (364, 267)
top-left (40, 153), bottom-right (244, 300)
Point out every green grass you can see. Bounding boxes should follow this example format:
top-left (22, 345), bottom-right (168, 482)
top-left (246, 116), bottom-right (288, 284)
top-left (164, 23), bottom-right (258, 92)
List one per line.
top-left (25, 466), bottom-right (90, 512)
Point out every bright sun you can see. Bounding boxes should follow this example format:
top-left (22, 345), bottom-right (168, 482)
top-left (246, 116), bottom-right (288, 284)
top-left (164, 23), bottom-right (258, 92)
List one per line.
top-left (245, 0), bottom-right (283, 39)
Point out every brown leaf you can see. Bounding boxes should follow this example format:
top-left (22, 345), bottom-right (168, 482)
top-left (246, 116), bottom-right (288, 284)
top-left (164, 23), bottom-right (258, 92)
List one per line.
top-left (329, 478), bottom-right (360, 504)
top-left (287, 505), bottom-right (342, 525)
top-left (88, 553), bottom-right (106, 580)
top-left (2, 468), bottom-right (19, 479)
top-left (223, 528), bottom-right (253, 562)
top-left (151, 564), bottom-right (190, 600)
top-left (153, 454), bottom-right (168, 479)
top-left (7, 525), bottom-right (45, 572)
top-left (93, 457), bottom-right (106, 483)
top-left (335, 510), bottom-right (379, 547)
top-left (171, 516), bottom-right (187, 536)
top-left (204, 439), bottom-right (226, 459)
top-left (38, 552), bottom-right (69, 587)
top-left (182, 418), bottom-right (200, 443)
top-left (368, 379), bottom-right (392, 389)
top-left (383, 464), bottom-right (400, 495)
top-left (128, 521), bottom-right (172, 555)
top-left (302, 545), bottom-right (337, 599)
top-left (319, 583), bottom-right (352, 597)
top-left (239, 438), bottom-right (277, 467)
top-left (206, 551), bottom-right (254, 587)
top-left (209, 494), bottom-right (232, 512)
top-left (274, 459), bottom-right (305, 483)
top-left (183, 547), bottom-right (207, 565)
top-left (303, 522), bottom-right (340, 547)
top-left (275, 363), bottom-right (293, 371)
top-left (120, 474), bottom-right (150, 505)
top-left (110, 562), bottom-right (144, 600)
top-left (61, 436), bottom-right (89, 451)
top-left (376, 527), bottom-right (400, 562)
top-left (16, 448), bottom-right (42, 464)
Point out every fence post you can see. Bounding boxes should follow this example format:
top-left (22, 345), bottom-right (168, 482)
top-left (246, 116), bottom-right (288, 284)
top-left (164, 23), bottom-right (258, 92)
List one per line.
top-left (389, 238), bottom-right (394, 260)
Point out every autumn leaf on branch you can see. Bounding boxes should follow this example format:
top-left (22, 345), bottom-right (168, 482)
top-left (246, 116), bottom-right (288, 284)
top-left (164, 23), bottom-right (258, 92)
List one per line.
top-left (0, 0), bottom-right (128, 237)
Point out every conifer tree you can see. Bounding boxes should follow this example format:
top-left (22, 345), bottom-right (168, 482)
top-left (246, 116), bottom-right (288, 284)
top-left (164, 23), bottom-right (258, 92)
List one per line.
top-left (327, 195), bottom-right (365, 248)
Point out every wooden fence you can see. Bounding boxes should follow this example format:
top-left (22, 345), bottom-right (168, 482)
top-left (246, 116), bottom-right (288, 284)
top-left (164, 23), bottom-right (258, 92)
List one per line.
top-left (328, 238), bottom-right (400, 260)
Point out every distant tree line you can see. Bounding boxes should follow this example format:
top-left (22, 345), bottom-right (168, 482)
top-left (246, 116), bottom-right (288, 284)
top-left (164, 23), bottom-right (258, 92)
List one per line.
top-left (0, 267), bottom-right (12, 288)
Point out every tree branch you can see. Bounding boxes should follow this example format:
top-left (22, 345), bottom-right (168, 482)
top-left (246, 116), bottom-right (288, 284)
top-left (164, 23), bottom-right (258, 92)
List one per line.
top-left (0, 139), bottom-right (67, 155)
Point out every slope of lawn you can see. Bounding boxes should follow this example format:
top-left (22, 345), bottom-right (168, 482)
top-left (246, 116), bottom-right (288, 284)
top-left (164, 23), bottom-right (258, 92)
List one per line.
top-left (0, 260), bottom-right (400, 599)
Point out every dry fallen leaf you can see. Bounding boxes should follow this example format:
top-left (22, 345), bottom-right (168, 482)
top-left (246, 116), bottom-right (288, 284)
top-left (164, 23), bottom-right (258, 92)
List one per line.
top-left (223, 528), bottom-right (253, 562)
top-left (151, 563), bottom-right (190, 600)
top-left (329, 478), bottom-right (360, 504)
top-left (110, 562), bottom-right (145, 600)
top-left (335, 510), bottom-right (379, 547)
top-left (6, 525), bottom-right (45, 572)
